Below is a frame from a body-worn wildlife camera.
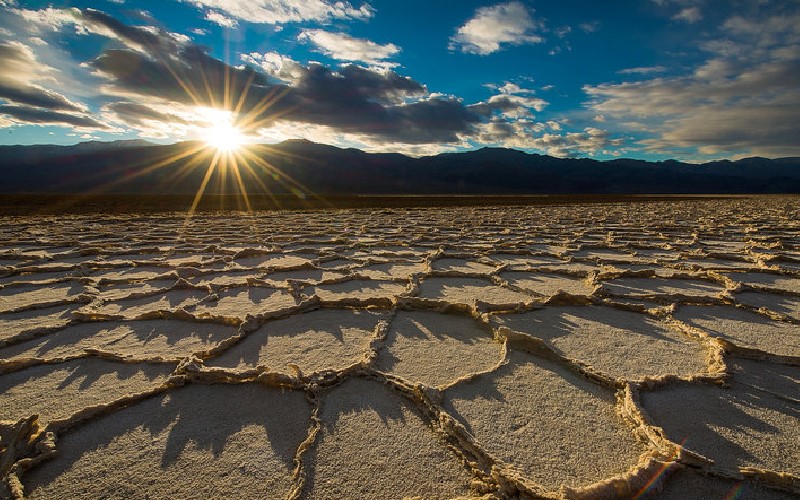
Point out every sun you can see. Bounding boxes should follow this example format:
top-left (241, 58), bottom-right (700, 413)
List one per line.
top-left (204, 119), bottom-right (246, 152)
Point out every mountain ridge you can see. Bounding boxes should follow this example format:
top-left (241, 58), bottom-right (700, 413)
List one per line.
top-left (0, 140), bottom-right (798, 195)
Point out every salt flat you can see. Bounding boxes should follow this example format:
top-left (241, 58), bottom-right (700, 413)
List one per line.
top-left (0, 197), bottom-right (798, 499)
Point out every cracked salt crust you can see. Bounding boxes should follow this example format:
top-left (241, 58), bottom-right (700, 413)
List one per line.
top-left (735, 291), bottom-right (800, 319)
top-left (431, 258), bottom-right (498, 274)
top-left (209, 309), bottom-right (385, 373)
top-left (641, 360), bottom-right (800, 476)
top-left (723, 272), bottom-right (800, 293)
top-left (442, 350), bottom-right (645, 491)
top-left (492, 306), bottom-right (708, 381)
top-left (0, 281), bottom-right (86, 313)
top-left (499, 271), bottom-right (593, 297)
top-left (0, 305), bottom-right (77, 343)
top-left (23, 384), bottom-right (312, 500)
top-left (0, 320), bottom-right (239, 362)
top-left (375, 310), bottom-right (503, 388)
top-left (673, 305), bottom-right (800, 357)
top-left (306, 280), bottom-right (408, 302)
top-left (83, 289), bottom-right (208, 318)
top-left (655, 468), bottom-right (797, 500)
top-left (418, 276), bottom-right (531, 306)
top-left (304, 378), bottom-right (473, 499)
top-left (1, 198), bottom-right (799, 499)
top-left (192, 286), bottom-right (298, 319)
top-left (601, 277), bottom-right (725, 298)
top-left (0, 358), bottom-right (173, 425)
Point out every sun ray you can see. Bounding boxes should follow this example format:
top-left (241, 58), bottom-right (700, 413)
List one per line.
top-left (237, 149), bottom-right (330, 207)
top-left (186, 149), bottom-right (222, 222)
top-left (229, 152), bottom-right (253, 212)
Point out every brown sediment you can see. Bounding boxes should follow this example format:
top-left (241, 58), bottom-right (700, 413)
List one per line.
top-left (0, 197), bottom-right (798, 499)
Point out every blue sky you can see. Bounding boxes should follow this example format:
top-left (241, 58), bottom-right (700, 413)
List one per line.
top-left (0, 0), bottom-right (798, 160)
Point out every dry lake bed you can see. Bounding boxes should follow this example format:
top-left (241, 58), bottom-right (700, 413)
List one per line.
top-left (0, 197), bottom-right (798, 499)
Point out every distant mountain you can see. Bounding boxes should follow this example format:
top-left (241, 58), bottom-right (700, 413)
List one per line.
top-left (0, 140), bottom-right (798, 195)
top-left (0, 139), bottom-right (154, 165)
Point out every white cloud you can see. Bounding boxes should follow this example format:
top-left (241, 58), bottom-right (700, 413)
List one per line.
top-left (298, 30), bottom-right (400, 67)
top-left (240, 51), bottom-right (305, 83)
top-left (673, 7), bottom-right (702, 23)
top-left (180, 0), bottom-right (373, 25)
top-left (618, 66), bottom-right (667, 75)
top-left (449, 1), bottom-right (544, 55)
top-left (14, 7), bottom-right (79, 32)
top-left (205, 11), bottom-right (238, 28)
top-left (498, 82), bottom-right (536, 95)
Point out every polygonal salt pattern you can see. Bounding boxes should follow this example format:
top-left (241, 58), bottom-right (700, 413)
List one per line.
top-left (0, 198), bottom-right (798, 498)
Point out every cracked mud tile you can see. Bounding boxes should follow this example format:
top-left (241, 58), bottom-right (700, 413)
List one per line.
top-left (722, 272), bottom-right (800, 293)
top-left (487, 253), bottom-right (566, 268)
top-left (88, 266), bottom-right (176, 282)
top-left (430, 258), bottom-right (497, 274)
top-left (303, 377), bottom-right (473, 499)
top-left (306, 280), bottom-right (408, 302)
top-left (0, 281), bottom-right (87, 313)
top-left (601, 277), bottom-right (725, 298)
top-left (192, 286), bottom-right (298, 319)
top-left (93, 253), bottom-right (165, 265)
top-left (0, 304), bottom-right (78, 344)
top-left (0, 358), bottom-right (173, 425)
top-left (499, 271), bottom-right (594, 297)
top-left (543, 260), bottom-right (601, 274)
top-left (0, 320), bottom-right (239, 362)
top-left (94, 279), bottom-right (179, 302)
top-left (260, 268), bottom-right (342, 286)
top-left (375, 310), bottom-right (503, 388)
top-left (735, 291), bottom-right (800, 320)
top-left (442, 350), bottom-right (644, 491)
top-left (23, 383), bottom-right (312, 500)
top-left (190, 269), bottom-right (259, 288)
top-left (673, 306), bottom-right (800, 357)
top-left (209, 309), bottom-right (386, 373)
top-left (641, 360), bottom-right (799, 475)
top-left (84, 290), bottom-right (209, 318)
top-left (418, 277), bottom-right (531, 306)
top-left (492, 306), bottom-right (708, 381)
top-left (355, 261), bottom-right (427, 280)
top-left (678, 256), bottom-right (760, 270)
top-left (571, 248), bottom-right (640, 263)
top-left (652, 468), bottom-right (797, 500)
top-left (0, 269), bottom-right (80, 286)
top-left (232, 253), bottom-right (314, 269)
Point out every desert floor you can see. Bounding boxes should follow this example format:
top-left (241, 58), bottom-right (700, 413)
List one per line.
top-left (0, 197), bottom-right (798, 499)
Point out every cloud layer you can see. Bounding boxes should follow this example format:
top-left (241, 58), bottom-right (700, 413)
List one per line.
top-left (180, 0), bottom-right (373, 25)
top-left (298, 30), bottom-right (400, 67)
top-left (585, 12), bottom-right (800, 157)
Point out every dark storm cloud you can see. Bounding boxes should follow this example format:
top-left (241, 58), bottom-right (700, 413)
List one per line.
top-left (0, 104), bottom-right (110, 129)
top-left (81, 8), bottom-right (485, 143)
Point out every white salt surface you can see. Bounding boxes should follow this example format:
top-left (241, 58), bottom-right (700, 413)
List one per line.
top-left (1, 199), bottom-right (798, 498)
top-left (492, 306), bottom-right (708, 380)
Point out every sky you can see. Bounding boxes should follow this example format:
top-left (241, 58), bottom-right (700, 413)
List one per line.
top-left (0, 0), bottom-right (798, 161)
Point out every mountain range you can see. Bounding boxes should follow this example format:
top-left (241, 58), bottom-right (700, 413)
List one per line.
top-left (1, 139), bottom-right (799, 195)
